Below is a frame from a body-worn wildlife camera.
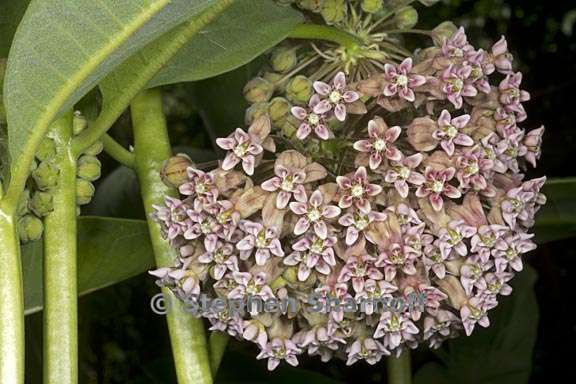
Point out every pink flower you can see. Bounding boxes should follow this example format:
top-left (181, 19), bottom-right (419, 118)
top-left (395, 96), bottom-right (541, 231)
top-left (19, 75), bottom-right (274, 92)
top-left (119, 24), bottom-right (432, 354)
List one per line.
top-left (257, 338), bottom-right (302, 370)
top-left (152, 197), bottom-right (192, 240)
top-left (286, 235), bottom-right (337, 280)
top-left (492, 232), bottom-right (536, 272)
top-left (313, 72), bottom-right (360, 121)
top-left (228, 271), bottom-right (275, 301)
top-left (459, 257), bottom-right (492, 295)
top-left (217, 128), bottom-right (263, 175)
top-left (291, 95), bottom-right (330, 140)
top-left (178, 168), bottom-right (218, 208)
top-left (465, 49), bottom-right (493, 94)
top-left (338, 254), bottom-right (384, 293)
top-left (353, 117), bottom-right (402, 169)
top-left (460, 296), bottom-right (490, 336)
top-left (336, 166), bottom-right (383, 213)
top-left (498, 72), bottom-right (530, 122)
top-left (376, 241), bottom-right (419, 281)
top-left (339, 209), bottom-right (387, 245)
top-left (384, 153), bottom-right (426, 198)
top-left (441, 27), bottom-right (473, 59)
top-left (454, 149), bottom-right (494, 192)
top-left (289, 190), bottom-right (341, 239)
top-left (436, 220), bottom-right (477, 259)
top-left (441, 64), bottom-right (478, 108)
top-left (198, 240), bottom-right (239, 280)
top-left (491, 36), bottom-right (514, 74)
top-left (236, 221), bottom-right (284, 265)
top-left (470, 225), bottom-right (509, 262)
top-left (523, 126), bottom-right (544, 167)
top-left (346, 338), bottom-right (389, 365)
top-left (382, 58), bottom-right (427, 102)
top-left (261, 165), bottom-right (307, 209)
top-left (433, 110), bottom-right (473, 156)
top-left (374, 312), bottom-right (419, 350)
top-left (415, 167), bottom-right (462, 211)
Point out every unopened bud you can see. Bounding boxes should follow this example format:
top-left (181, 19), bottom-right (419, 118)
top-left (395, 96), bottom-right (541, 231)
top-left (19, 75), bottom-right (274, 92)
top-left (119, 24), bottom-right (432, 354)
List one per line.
top-left (321, 0), bottom-right (346, 25)
top-left (77, 155), bottom-right (101, 181)
top-left (17, 190), bottom-right (31, 216)
top-left (76, 179), bottom-right (95, 205)
top-left (245, 102), bottom-right (270, 125)
top-left (432, 21), bottom-right (458, 46)
top-left (161, 154), bottom-right (194, 188)
top-left (35, 138), bottom-right (56, 161)
top-left (286, 75), bottom-right (313, 104)
top-left (18, 215), bottom-right (44, 242)
top-left (32, 161), bottom-right (59, 191)
top-left (362, 0), bottom-right (383, 13)
top-left (30, 191), bottom-right (54, 217)
top-left (268, 97), bottom-right (291, 123)
top-left (394, 6), bottom-right (418, 29)
top-left (296, 0), bottom-right (323, 12)
top-left (73, 111), bottom-right (88, 135)
top-left (83, 140), bottom-right (104, 156)
top-left (243, 77), bottom-right (274, 104)
top-left (271, 48), bottom-right (298, 73)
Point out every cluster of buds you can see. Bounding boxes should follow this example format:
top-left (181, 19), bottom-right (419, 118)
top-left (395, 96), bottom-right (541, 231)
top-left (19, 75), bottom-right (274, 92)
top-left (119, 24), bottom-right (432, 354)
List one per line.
top-left (16, 111), bottom-right (103, 242)
top-left (152, 22), bottom-right (545, 370)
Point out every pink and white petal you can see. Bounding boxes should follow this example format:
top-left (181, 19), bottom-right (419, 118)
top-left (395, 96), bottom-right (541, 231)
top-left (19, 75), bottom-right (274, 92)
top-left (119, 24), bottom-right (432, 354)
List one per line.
top-left (454, 133), bottom-right (474, 146)
top-left (294, 217), bottom-right (311, 235)
top-left (383, 83), bottom-right (398, 97)
top-left (452, 114), bottom-right (471, 128)
top-left (313, 100), bottom-right (332, 115)
top-left (298, 264), bottom-right (312, 281)
top-left (400, 87), bottom-right (415, 102)
top-left (255, 249), bottom-right (270, 265)
top-left (322, 205), bottom-right (341, 218)
top-left (291, 106), bottom-right (308, 120)
top-left (404, 153), bottom-right (423, 168)
top-left (395, 180), bottom-right (409, 198)
top-left (365, 183), bottom-right (383, 196)
top-left (315, 124), bottom-right (330, 140)
top-left (346, 228), bottom-right (359, 245)
top-left (242, 156), bottom-right (256, 175)
top-left (408, 172), bottom-right (426, 185)
top-left (261, 177), bottom-right (280, 192)
top-left (342, 91), bottom-right (360, 103)
top-left (369, 153), bottom-right (382, 170)
top-left (314, 221), bottom-right (328, 239)
top-left (222, 153), bottom-right (240, 170)
top-left (310, 190), bottom-right (323, 206)
top-left (216, 137), bottom-right (236, 150)
top-left (409, 74), bottom-right (427, 87)
top-left (385, 146), bottom-right (403, 161)
top-left (333, 72), bottom-right (347, 89)
top-left (441, 140), bottom-right (455, 156)
top-left (443, 184), bottom-right (462, 199)
top-left (438, 110), bottom-right (452, 126)
top-left (293, 185), bottom-right (307, 202)
top-left (430, 194), bottom-right (444, 211)
top-left (313, 81), bottom-right (331, 96)
top-left (334, 103), bottom-right (347, 122)
top-left (399, 58), bottom-right (413, 72)
top-left (289, 201), bottom-right (308, 215)
top-left (296, 123), bottom-right (312, 140)
top-left (385, 125), bottom-right (402, 142)
top-left (353, 139), bottom-right (373, 153)
top-left (276, 191), bottom-right (292, 209)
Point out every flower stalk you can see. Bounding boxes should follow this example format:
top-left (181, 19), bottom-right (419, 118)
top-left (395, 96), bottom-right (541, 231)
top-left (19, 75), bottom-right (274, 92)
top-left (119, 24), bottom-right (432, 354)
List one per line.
top-left (131, 88), bottom-right (212, 384)
top-left (289, 24), bottom-right (362, 51)
top-left (387, 353), bottom-right (412, 384)
top-left (42, 111), bottom-right (78, 384)
top-left (209, 332), bottom-right (229, 376)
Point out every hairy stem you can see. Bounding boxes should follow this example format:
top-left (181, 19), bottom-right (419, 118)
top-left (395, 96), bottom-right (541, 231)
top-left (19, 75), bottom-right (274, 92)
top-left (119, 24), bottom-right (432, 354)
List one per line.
top-left (289, 24), bottom-right (362, 50)
top-left (131, 88), bottom-right (212, 384)
top-left (209, 332), bottom-right (229, 376)
top-left (0, 210), bottom-right (24, 384)
top-left (102, 133), bottom-right (135, 168)
top-left (43, 111), bottom-right (78, 384)
top-left (387, 352), bottom-right (412, 384)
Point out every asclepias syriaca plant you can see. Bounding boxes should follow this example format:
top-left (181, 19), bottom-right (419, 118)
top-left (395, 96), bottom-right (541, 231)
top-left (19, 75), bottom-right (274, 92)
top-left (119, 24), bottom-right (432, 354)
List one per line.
top-left (150, 0), bottom-right (546, 376)
top-left (0, 0), bottom-right (555, 383)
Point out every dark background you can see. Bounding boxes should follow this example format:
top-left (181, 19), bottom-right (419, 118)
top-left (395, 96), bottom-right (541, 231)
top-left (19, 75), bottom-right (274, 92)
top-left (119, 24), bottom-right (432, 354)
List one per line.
top-left (23, 0), bottom-right (576, 383)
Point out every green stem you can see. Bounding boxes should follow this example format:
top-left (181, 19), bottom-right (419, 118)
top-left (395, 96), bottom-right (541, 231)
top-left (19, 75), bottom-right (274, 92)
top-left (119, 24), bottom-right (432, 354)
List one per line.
top-left (131, 88), bottom-right (212, 384)
top-left (387, 352), bottom-right (412, 384)
top-left (42, 111), bottom-right (78, 384)
top-left (102, 133), bottom-right (135, 168)
top-left (288, 24), bottom-right (362, 50)
top-left (209, 332), bottom-right (229, 376)
top-left (0, 210), bottom-right (24, 384)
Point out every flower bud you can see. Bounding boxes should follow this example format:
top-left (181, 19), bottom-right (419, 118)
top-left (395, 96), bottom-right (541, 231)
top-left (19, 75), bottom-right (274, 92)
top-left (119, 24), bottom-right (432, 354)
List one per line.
top-left (245, 102), bottom-right (270, 125)
top-left (407, 116), bottom-right (438, 151)
top-left (271, 48), bottom-right (298, 73)
top-left (18, 215), bottom-right (44, 242)
top-left (361, 0), bottom-right (383, 13)
top-left (35, 138), bottom-right (56, 162)
top-left (243, 77), bottom-right (274, 104)
top-left (73, 111), bottom-right (88, 135)
top-left (77, 155), bottom-right (102, 182)
top-left (32, 161), bottom-right (59, 191)
top-left (432, 21), bottom-right (458, 46)
top-left (394, 6), bottom-right (418, 30)
top-left (268, 97), bottom-right (291, 123)
top-left (76, 179), bottom-right (95, 205)
top-left (161, 154), bottom-right (194, 188)
top-left (17, 190), bottom-right (31, 216)
top-left (286, 75), bottom-right (313, 104)
top-left (30, 191), bottom-right (54, 217)
top-left (83, 140), bottom-right (104, 156)
top-left (279, 116), bottom-right (299, 138)
top-left (321, 0), bottom-right (346, 25)
top-left (296, 0), bottom-right (323, 12)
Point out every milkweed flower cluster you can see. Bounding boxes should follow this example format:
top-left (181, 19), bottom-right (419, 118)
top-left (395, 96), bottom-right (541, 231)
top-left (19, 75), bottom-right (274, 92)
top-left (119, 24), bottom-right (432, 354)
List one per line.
top-left (151, 25), bottom-right (545, 371)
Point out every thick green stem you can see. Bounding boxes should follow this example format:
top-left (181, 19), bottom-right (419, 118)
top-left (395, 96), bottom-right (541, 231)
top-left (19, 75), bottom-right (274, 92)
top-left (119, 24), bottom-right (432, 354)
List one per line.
top-left (42, 111), bottom-right (78, 384)
top-left (209, 332), bottom-right (229, 376)
top-left (288, 24), bottom-right (362, 50)
top-left (0, 211), bottom-right (24, 384)
top-left (131, 88), bottom-right (212, 384)
top-left (387, 352), bottom-right (412, 384)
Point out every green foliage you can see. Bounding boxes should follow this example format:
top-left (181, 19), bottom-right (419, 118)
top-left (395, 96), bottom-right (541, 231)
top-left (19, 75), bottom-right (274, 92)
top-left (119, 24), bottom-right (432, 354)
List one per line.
top-left (22, 216), bottom-right (155, 315)
top-left (534, 178), bottom-right (576, 243)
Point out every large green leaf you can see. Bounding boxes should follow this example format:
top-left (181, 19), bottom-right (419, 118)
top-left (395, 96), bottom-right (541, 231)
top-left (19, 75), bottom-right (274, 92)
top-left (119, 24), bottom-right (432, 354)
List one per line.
top-left (148, 0), bottom-right (302, 88)
top-left (415, 266), bottom-right (538, 384)
top-left (0, 0), bottom-right (31, 57)
top-left (3, 0), bottom-right (213, 167)
top-left (534, 177), bottom-right (576, 243)
top-left (22, 216), bottom-right (155, 315)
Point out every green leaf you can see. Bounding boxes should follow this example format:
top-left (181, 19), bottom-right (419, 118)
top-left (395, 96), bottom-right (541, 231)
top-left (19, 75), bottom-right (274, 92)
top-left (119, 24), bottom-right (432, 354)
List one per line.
top-left (534, 177), bottom-right (576, 243)
top-left (22, 216), bottom-right (155, 315)
top-left (3, 0), bottom-right (214, 173)
top-left (0, 0), bottom-right (31, 57)
top-left (414, 266), bottom-right (538, 384)
top-left (148, 0), bottom-right (303, 88)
